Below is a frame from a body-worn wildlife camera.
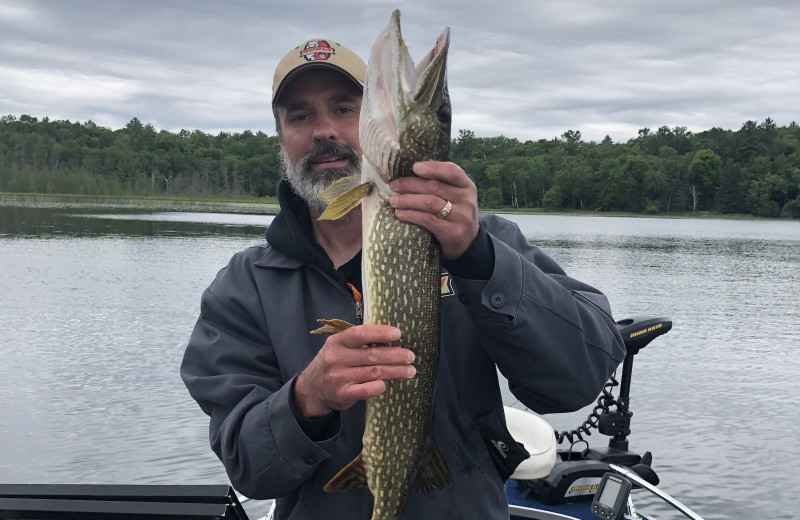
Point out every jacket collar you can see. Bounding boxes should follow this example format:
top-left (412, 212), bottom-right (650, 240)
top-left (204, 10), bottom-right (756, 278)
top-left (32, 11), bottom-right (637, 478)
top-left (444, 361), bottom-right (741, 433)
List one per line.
top-left (257, 180), bottom-right (356, 291)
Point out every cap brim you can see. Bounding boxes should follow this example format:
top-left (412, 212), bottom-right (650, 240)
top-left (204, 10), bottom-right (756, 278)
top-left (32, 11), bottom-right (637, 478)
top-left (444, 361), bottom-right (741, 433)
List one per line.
top-left (272, 63), bottom-right (363, 107)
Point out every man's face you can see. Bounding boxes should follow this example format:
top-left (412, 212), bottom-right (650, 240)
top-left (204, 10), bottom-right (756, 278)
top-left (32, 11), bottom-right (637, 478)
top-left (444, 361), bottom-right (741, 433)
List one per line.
top-left (275, 69), bottom-right (363, 213)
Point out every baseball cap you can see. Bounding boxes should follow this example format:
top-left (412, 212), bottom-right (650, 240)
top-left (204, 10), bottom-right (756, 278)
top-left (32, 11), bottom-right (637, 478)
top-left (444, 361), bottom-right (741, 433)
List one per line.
top-left (272, 39), bottom-right (366, 107)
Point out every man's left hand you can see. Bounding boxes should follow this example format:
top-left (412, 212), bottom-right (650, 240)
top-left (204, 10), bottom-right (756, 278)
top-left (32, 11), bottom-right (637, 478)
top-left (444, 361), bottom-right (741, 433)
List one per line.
top-left (389, 161), bottom-right (480, 261)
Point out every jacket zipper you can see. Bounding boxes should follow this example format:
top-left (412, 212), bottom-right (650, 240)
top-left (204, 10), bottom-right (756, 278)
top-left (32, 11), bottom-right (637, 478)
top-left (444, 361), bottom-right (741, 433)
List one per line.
top-left (316, 269), bottom-right (363, 323)
top-left (348, 283), bottom-right (363, 321)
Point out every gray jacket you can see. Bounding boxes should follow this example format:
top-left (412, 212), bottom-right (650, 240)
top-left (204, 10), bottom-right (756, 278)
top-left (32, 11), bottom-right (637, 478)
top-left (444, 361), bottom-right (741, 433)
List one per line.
top-left (181, 212), bottom-right (625, 520)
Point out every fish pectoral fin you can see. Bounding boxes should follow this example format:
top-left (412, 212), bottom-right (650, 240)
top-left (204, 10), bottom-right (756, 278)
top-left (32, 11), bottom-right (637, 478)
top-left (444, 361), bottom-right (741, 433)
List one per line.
top-left (411, 440), bottom-right (452, 493)
top-left (317, 174), bottom-right (365, 204)
top-left (323, 453), bottom-right (368, 492)
top-left (310, 319), bottom-right (356, 335)
top-left (317, 175), bottom-right (372, 221)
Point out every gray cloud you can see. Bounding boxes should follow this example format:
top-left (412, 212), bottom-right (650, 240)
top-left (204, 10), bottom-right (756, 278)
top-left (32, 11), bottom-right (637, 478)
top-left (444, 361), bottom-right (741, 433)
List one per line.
top-left (1, 0), bottom-right (797, 142)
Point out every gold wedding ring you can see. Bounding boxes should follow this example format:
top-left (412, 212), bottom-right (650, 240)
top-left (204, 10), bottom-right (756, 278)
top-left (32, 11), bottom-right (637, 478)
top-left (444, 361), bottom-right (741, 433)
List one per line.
top-left (436, 200), bottom-right (453, 219)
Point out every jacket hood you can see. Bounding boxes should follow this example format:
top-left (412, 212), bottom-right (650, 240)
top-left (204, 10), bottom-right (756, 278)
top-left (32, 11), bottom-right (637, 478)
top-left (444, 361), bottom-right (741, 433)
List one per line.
top-left (265, 178), bottom-right (359, 289)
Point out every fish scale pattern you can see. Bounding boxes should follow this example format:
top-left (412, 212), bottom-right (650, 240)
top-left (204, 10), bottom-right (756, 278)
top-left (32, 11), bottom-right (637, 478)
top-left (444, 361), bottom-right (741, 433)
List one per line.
top-left (362, 202), bottom-right (441, 519)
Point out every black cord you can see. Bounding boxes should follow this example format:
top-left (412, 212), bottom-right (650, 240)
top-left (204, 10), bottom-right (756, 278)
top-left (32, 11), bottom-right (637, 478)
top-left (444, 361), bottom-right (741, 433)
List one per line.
top-left (554, 372), bottom-right (619, 445)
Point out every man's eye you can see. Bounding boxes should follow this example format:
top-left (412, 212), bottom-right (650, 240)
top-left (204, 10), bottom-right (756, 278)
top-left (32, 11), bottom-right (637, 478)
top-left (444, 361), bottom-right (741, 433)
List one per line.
top-left (291, 114), bottom-right (309, 123)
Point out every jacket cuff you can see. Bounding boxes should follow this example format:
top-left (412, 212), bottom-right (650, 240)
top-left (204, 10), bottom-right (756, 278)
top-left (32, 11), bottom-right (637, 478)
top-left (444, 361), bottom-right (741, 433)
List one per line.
top-left (441, 226), bottom-right (494, 280)
top-left (267, 375), bottom-right (340, 476)
top-left (289, 377), bottom-right (341, 441)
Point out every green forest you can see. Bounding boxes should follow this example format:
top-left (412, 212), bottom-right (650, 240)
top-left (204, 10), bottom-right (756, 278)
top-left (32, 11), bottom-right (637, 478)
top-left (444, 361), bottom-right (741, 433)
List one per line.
top-left (1, 114), bottom-right (799, 218)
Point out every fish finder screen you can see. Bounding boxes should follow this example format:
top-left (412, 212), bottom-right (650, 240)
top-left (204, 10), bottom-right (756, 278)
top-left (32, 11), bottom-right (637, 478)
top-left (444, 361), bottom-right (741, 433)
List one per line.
top-left (597, 478), bottom-right (622, 507)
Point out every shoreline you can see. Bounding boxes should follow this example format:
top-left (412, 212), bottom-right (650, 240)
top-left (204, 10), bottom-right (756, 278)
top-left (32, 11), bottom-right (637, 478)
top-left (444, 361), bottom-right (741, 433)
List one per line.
top-left (0, 194), bottom-right (280, 215)
top-left (0, 193), bottom-right (780, 221)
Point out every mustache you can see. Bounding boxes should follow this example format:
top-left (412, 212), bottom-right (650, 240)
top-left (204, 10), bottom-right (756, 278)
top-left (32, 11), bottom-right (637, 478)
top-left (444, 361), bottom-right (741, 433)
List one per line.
top-left (296, 142), bottom-right (360, 173)
top-left (281, 141), bottom-right (361, 214)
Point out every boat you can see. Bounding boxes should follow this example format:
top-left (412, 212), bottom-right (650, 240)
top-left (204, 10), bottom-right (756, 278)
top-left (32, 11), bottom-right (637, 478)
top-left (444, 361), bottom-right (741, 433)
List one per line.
top-left (0, 316), bottom-right (705, 520)
top-left (502, 314), bottom-right (706, 520)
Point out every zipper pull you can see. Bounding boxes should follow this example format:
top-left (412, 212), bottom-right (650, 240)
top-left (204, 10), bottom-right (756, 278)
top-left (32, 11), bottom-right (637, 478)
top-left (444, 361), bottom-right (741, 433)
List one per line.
top-left (347, 283), bottom-right (363, 322)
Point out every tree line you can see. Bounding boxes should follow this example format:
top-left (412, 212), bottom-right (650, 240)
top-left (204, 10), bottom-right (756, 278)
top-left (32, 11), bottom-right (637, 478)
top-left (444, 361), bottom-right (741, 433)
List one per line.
top-left (1, 114), bottom-right (799, 218)
top-left (0, 115), bottom-right (282, 201)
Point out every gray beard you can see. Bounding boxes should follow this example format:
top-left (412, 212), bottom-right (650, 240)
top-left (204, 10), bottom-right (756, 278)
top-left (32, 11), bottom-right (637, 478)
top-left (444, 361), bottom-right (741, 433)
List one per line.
top-left (281, 142), bottom-right (360, 214)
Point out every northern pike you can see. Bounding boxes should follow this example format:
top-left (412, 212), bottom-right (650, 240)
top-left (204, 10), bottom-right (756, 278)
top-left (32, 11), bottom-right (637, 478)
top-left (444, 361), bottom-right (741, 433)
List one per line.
top-left (313, 9), bottom-right (453, 520)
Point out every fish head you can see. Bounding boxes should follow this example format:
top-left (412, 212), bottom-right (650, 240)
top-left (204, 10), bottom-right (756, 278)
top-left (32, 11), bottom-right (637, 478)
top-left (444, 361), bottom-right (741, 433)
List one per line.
top-left (360, 10), bottom-right (451, 181)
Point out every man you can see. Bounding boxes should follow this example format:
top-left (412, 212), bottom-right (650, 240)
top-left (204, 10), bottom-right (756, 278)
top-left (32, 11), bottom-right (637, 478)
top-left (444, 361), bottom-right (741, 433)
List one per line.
top-left (181, 38), bottom-right (625, 519)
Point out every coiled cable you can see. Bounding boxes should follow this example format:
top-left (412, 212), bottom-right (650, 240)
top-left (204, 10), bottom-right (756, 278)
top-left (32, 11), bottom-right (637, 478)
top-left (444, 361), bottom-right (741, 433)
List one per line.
top-left (553, 372), bottom-right (619, 445)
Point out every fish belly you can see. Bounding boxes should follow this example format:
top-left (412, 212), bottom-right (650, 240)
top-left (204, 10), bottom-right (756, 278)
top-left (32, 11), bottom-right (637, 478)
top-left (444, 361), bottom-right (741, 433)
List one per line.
top-left (362, 193), bottom-right (441, 519)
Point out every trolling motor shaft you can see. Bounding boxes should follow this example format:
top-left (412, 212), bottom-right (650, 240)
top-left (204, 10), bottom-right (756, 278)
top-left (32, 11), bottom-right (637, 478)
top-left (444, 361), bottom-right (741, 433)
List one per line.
top-left (591, 316), bottom-right (672, 461)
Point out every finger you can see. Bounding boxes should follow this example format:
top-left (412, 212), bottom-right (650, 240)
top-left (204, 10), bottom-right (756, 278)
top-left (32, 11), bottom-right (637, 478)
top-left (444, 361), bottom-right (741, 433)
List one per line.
top-left (334, 324), bottom-right (402, 349)
top-left (390, 164), bottom-right (476, 205)
top-left (392, 191), bottom-right (472, 230)
top-left (392, 207), bottom-right (453, 242)
top-left (349, 363), bottom-right (417, 383)
top-left (413, 161), bottom-right (474, 188)
top-left (390, 193), bottom-right (453, 216)
top-left (390, 175), bottom-right (450, 198)
top-left (393, 203), bottom-right (478, 261)
top-left (343, 380), bottom-right (387, 402)
top-left (343, 363), bottom-right (417, 400)
top-left (359, 346), bottom-right (416, 367)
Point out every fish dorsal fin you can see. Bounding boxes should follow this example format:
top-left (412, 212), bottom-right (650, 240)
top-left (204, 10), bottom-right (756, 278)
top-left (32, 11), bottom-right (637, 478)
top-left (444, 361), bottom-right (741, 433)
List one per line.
top-left (317, 176), bottom-right (372, 220)
top-left (323, 453), bottom-right (368, 492)
top-left (411, 440), bottom-right (452, 493)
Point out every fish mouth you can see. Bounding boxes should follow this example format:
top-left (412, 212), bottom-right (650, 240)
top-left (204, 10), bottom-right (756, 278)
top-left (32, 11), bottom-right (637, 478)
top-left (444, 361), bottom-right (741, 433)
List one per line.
top-left (356, 10), bottom-right (451, 184)
top-left (397, 16), bottom-right (450, 112)
top-left (385, 10), bottom-right (450, 116)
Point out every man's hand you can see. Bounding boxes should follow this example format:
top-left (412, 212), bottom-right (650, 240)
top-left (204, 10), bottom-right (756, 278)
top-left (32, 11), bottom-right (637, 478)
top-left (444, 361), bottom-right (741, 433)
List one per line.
top-left (293, 324), bottom-right (416, 418)
top-left (389, 161), bottom-right (480, 260)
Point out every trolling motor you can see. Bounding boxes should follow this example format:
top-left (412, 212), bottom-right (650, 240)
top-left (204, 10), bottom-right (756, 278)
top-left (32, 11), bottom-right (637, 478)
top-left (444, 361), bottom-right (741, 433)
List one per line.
top-left (585, 315), bottom-right (672, 464)
top-left (519, 315), bottom-right (672, 504)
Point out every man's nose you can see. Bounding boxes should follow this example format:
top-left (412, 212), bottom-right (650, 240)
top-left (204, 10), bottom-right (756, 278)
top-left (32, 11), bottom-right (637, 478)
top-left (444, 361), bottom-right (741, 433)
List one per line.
top-left (312, 113), bottom-right (338, 142)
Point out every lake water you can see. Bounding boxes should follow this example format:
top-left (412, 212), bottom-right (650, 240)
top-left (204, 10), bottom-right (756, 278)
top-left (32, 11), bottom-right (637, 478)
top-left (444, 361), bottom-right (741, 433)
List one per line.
top-left (1, 206), bottom-right (799, 520)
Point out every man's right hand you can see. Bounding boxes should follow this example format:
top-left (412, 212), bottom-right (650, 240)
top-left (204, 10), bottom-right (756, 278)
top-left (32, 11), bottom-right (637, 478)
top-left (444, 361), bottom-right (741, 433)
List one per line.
top-left (292, 324), bottom-right (416, 418)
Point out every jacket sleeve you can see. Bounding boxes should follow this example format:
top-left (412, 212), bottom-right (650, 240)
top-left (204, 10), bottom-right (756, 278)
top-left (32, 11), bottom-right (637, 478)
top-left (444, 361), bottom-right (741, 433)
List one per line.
top-left (452, 215), bottom-right (626, 414)
top-left (180, 257), bottom-right (339, 499)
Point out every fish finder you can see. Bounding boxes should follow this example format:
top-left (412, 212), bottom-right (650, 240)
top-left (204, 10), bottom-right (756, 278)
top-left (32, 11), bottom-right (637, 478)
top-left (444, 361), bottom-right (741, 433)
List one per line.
top-left (591, 472), bottom-right (632, 520)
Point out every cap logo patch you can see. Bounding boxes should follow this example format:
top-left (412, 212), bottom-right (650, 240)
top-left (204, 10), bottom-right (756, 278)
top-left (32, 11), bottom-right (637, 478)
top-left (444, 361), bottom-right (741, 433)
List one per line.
top-left (301, 40), bottom-right (335, 62)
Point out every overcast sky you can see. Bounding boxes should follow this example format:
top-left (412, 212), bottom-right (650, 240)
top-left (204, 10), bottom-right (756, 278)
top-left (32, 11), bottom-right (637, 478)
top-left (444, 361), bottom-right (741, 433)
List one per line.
top-left (1, 0), bottom-right (798, 143)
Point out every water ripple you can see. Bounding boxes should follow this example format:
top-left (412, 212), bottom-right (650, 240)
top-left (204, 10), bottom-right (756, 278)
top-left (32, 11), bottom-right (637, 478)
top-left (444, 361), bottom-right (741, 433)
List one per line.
top-left (2, 209), bottom-right (799, 519)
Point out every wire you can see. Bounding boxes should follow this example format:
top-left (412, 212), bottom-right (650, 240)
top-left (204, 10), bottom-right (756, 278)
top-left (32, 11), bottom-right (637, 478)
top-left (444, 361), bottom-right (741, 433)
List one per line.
top-left (553, 372), bottom-right (620, 445)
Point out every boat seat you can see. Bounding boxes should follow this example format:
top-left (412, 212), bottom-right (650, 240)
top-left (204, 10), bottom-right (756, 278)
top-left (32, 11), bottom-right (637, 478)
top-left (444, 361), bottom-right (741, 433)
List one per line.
top-left (0, 484), bottom-right (248, 519)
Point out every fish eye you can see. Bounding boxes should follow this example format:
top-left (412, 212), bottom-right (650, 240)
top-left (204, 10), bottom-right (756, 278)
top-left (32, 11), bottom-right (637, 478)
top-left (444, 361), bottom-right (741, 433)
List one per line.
top-left (436, 104), bottom-right (451, 124)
